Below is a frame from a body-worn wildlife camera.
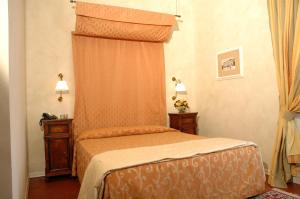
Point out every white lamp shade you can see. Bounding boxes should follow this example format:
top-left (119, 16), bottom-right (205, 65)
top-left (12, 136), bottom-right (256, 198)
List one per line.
top-left (55, 80), bottom-right (69, 92)
top-left (175, 82), bottom-right (186, 92)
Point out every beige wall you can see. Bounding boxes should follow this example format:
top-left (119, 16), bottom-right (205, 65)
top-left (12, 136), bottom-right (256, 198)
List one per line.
top-left (26, 0), bottom-right (278, 175)
top-left (0, 0), bottom-right (28, 198)
top-left (0, 0), bottom-right (13, 198)
top-left (9, 0), bottom-right (28, 198)
top-left (26, 0), bottom-right (75, 176)
top-left (193, 0), bottom-right (278, 170)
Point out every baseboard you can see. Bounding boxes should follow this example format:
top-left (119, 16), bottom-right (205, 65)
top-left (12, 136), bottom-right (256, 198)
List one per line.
top-left (29, 171), bottom-right (45, 178)
top-left (264, 168), bottom-right (300, 185)
top-left (25, 177), bottom-right (29, 199)
top-left (294, 176), bottom-right (300, 185)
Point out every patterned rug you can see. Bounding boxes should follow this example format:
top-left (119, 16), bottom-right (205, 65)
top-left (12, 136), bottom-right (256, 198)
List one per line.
top-left (252, 188), bottom-right (300, 199)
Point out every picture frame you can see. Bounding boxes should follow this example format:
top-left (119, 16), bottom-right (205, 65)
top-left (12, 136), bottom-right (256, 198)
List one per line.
top-left (216, 47), bottom-right (243, 80)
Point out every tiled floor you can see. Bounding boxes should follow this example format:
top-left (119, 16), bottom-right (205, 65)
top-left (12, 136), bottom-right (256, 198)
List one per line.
top-left (28, 176), bottom-right (300, 199)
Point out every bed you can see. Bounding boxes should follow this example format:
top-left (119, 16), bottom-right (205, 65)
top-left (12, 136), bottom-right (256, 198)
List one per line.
top-left (74, 126), bottom-right (265, 199)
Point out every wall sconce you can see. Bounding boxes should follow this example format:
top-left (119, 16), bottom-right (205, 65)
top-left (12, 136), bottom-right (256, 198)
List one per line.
top-left (172, 77), bottom-right (186, 100)
top-left (55, 73), bottom-right (69, 102)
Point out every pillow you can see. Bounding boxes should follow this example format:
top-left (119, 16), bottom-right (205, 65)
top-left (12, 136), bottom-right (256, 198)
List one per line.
top-left (76, 125), bottom-right (178, 143)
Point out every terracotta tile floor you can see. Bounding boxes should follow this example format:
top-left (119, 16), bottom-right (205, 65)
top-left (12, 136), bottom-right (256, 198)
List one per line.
top-left (28, 176), bottom-right (300, 199)
top-left (28, 176), bottom-right (80, 199)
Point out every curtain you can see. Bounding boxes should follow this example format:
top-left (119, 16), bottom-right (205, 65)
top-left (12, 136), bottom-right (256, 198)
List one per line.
top-left (267, 0), bottom-right (300, 188)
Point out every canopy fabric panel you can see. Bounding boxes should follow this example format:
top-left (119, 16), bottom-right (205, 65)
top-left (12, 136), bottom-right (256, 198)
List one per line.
top-left (72, 35), bottom-right (167, 139)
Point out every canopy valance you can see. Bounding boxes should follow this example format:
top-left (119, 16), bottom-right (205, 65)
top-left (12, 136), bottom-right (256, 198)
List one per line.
top-left (75, 2), bottom-right (176, 42)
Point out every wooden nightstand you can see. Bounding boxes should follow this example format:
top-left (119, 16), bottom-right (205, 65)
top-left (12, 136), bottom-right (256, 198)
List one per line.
top-left (168, 112), bottom-right (198, 134)
top-left (43, 119), bottom-right (73, 178)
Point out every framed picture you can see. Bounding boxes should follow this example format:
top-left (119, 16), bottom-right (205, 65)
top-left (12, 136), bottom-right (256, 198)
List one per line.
top-left (216, 47), bottom-right (243, 80)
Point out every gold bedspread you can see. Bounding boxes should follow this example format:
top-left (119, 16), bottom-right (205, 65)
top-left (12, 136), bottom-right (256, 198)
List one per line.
top-left (77, 130), bottom-right (200, 182)
top-left (76, 127), bottom-right (265, 199)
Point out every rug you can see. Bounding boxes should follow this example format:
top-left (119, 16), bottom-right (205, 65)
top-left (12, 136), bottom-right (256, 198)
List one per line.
top-left (251, 188), bottom-right (300, 199)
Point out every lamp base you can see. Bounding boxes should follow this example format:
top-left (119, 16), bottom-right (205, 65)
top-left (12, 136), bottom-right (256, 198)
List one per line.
top-left (58, 96), bottom-right (63, 102)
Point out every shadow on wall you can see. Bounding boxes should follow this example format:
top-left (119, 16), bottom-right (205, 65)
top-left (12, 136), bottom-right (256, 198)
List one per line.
top-left (295, 117), bottom-right (300, 135)
top-left (263, 162), bottom-right (269, 175)
top-left (291, 117), bottom-right (300, 183)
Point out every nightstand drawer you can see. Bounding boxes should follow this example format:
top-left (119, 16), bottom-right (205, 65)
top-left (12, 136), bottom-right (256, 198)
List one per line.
top-left (181, 117), bottom-right (195, 125)
top-left (181, 127), bottom-right (195, 134)
top-left (181, 123), bottom-right (196, 129)
top-left (48, 124), bottom-right (69, 134)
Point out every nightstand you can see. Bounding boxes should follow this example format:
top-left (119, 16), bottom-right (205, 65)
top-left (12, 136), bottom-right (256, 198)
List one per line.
top-left (168, 112), bottom-right (198, 134)
top-left (43, 119), bottom-right (73, 177)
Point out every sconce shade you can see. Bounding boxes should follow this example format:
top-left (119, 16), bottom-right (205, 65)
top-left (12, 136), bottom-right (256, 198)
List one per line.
top-left (175, 82), bottom-right (186, 92)
top-left (55, 80), bottom-right (69, 92)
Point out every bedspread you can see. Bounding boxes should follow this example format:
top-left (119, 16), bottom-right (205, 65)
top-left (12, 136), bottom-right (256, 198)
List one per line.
top-left (78, 138), bottom-right (263, 199)
top-left (75, 126), bottom-right (265, 199)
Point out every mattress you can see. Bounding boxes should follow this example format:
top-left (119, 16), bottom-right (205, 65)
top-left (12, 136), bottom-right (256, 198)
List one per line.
top-left (76, 126), bottom-right (265, 199)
